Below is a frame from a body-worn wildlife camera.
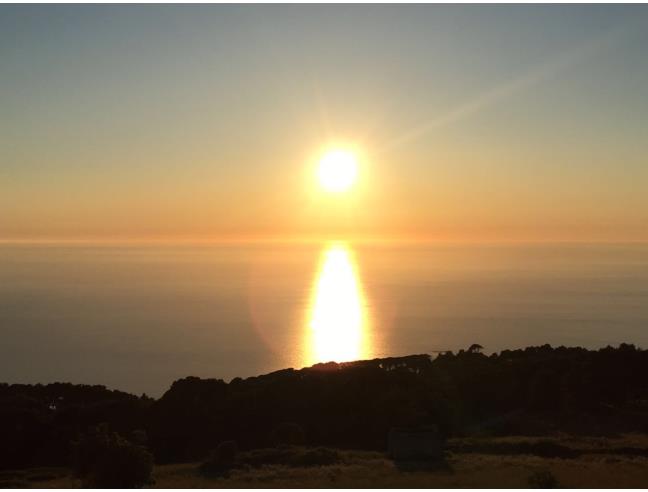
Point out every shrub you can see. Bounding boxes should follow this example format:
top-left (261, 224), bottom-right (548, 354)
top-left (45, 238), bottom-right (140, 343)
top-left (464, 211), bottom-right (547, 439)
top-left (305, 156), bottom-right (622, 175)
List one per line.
top-left (290, 447), bottom-right (339, 467)
top-left (214, 440), bottom-right (239, 463)
top-left (200, 441), bottom-right (239, 476)
top-left (200, 446), bottom-right (340, 476)
top-left (71, 424), bottom-right (154, 488)
top-left (270, 422), bottom-right (305, 446)
top-left (238, 446), bottom-right (340, 468)
top-left (24, 468), bottom-right (63, 482)
top-left (0, 479), bottom-right (28, 488)
top-left (528, 469), bottom-right (559, 488)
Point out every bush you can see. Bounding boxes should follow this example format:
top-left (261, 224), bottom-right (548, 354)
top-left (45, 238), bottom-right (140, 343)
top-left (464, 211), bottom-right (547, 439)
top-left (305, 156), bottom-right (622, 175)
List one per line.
top-left (72, 424), bottom-right (154, 488)
top-left (290, 447), bottom-right (339, 467)
top-left (238, 446), bottom-right (340, 468)
top-left (200, 441), bottom-right (239, 476)
top-left (0, 479), bottom-right (28, 488)
top-left (528, 469), bottom-right (559, 488)
top-left (270, 422), bottom-right (305, 446)
top-left (214, 440), bottom-right (238, 463)
top-left (24, 468), bottom-right (63, 482)
top-left (200, 446), bottom-right (340, 476)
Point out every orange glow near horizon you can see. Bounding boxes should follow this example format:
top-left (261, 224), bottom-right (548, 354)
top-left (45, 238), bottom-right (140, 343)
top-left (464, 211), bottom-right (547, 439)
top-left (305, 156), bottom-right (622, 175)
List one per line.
top-left (304, 242), bottom-right (372, 365)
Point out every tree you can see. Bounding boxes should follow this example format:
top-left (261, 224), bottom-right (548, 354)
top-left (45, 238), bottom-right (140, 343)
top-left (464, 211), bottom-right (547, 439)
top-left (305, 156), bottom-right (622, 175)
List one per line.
top-left (468, 344), bottom-right (483, 354)
top-left (71, 424), bottom-right (154, 488)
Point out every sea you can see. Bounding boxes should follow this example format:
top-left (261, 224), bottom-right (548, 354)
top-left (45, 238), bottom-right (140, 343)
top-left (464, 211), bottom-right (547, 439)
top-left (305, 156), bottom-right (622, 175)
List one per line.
top-left (2, 241), bottom-right (648, 397)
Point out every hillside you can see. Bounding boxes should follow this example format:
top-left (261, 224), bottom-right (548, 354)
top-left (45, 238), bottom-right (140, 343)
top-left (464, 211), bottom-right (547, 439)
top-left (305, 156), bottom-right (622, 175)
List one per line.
top-left (6, 434), bottom-right (648, 488)
top-left (3, 344), bottom-right (648, 476)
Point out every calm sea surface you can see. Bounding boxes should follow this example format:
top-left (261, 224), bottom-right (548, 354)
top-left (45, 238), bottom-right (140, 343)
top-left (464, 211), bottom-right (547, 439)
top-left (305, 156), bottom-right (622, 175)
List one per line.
top-left (2, 242), bottom-right (648, 396)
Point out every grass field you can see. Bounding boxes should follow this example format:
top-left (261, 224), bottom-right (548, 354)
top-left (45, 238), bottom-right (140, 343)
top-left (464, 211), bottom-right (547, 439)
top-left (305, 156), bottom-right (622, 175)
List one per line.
top-left (7, 434), bottom-right (648, 488)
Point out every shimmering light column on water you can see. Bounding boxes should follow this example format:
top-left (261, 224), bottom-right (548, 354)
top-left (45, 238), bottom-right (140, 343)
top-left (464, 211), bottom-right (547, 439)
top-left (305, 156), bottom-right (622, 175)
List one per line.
top-left (304, 242), bottom-right (372, 366)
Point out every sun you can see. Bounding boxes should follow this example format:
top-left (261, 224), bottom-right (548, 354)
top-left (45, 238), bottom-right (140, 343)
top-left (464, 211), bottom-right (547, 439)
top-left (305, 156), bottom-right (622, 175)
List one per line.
top-left (317, 149), bottom-right (358, 193)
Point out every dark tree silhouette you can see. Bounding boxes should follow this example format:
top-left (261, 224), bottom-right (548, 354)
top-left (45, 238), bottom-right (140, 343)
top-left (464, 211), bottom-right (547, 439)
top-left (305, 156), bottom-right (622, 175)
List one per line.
top-left (3, 344), bottom-right (648, 469)
top-left (71, 424), bottom-right (153, 488)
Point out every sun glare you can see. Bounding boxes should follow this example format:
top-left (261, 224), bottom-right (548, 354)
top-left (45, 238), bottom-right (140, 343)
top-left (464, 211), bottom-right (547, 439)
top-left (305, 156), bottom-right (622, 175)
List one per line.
top-left (317, 149), bottom-right (358, 193)
top-left (305, 242), bottom-right (370, 365)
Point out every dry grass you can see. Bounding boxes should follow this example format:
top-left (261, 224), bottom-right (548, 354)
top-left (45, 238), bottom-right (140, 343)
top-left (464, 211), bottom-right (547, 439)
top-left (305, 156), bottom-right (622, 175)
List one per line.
top-left (150, 440), bottom-right (648, 489)
top-left (22, 435), bottom-right (648, 488)
top-left (0, 467), bottom-right (79, 489)
top-left (450, 432), bottom-right (648, 452)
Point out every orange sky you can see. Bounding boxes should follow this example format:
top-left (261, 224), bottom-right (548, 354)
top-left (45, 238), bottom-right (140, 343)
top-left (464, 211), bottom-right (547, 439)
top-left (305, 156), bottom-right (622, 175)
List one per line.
top-left (3, 5), bottom-right (648, 243)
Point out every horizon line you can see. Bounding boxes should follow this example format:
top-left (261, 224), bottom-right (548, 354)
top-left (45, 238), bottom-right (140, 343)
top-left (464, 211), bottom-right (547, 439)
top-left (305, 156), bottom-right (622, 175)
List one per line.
top-left (3, 234), bottom-right (648, 246)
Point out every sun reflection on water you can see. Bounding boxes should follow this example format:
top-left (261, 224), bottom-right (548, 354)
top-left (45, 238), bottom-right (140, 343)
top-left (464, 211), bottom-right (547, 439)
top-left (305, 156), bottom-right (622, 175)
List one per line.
top-left (304, 242), bottom-right (372, 366)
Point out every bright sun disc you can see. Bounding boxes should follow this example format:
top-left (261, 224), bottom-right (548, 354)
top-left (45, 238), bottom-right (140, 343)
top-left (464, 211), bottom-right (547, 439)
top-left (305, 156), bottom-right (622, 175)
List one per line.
top-left (317, 149), bottom-right (358, 193)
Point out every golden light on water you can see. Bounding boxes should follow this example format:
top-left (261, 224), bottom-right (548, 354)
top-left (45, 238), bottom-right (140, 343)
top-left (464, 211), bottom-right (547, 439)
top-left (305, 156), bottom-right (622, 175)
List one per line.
top-left (304, 242), bottom-right (371, 365)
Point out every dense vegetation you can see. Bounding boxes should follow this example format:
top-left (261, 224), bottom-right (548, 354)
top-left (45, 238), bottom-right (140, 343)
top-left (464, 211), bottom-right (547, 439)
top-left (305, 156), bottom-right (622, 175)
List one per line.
top-left (2, 344), bottom-right (648, 472)
top-left (71, 423), bottom-right (153, 487)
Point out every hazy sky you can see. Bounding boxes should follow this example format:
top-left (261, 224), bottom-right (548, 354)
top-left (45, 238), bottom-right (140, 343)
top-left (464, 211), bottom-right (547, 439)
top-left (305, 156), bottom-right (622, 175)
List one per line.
top-left (2, 5), bottom-right (648, 241)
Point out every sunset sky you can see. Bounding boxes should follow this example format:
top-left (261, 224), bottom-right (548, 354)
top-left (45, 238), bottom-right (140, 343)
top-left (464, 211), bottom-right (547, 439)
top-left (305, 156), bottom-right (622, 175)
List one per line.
top-left (2, 5), bottom-right (648, 242)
